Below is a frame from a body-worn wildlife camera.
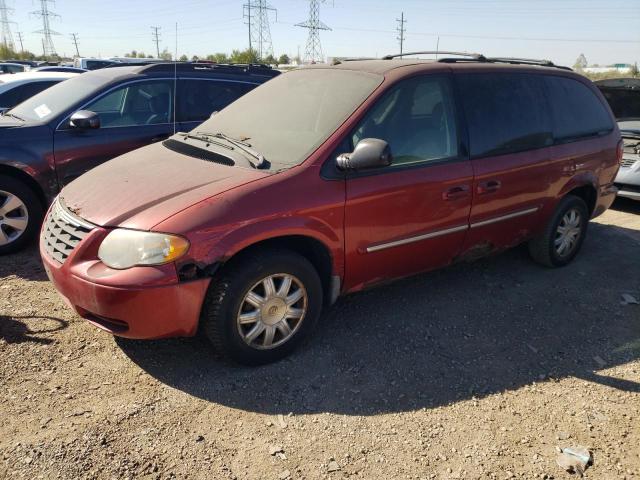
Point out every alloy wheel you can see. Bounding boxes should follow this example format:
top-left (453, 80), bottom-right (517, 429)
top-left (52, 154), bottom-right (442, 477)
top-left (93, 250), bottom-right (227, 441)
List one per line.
top-left (236, 273), bottom-right (308, 350)
top-left (0, 190), bottom-right (29, 247)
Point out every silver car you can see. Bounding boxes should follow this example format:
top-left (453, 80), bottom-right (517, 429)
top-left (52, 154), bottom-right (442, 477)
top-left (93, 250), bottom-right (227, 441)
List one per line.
top-left (596, 78), bottom-right (640, 201)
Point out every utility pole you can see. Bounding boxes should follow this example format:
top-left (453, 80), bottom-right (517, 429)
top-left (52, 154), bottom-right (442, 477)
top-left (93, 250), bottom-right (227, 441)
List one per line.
top-left (70, 32), bottom-right (80, 57)
top-left (396, 12), bottom-right (406, 55)
top-left (151, 26), bottom-right (161, 58)
top-left (0, 0), bottom-right (16, 51)
top-left (243, 0), bottom-right (276, 60)
top-left (296, 0), bottom-right (331, 64)
top-left (16, 31), bottom-right (23, 52)
top-left (31, 0), bottom-right (60, 57)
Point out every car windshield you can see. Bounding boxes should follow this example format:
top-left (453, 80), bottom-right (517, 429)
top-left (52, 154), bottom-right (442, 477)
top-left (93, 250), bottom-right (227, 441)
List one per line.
top-left (196, 68), bottom-right (383, 170)
top-left (8, 73), bottom-right (108, 123)
top-left (599, 87), bottom-right (640, 122)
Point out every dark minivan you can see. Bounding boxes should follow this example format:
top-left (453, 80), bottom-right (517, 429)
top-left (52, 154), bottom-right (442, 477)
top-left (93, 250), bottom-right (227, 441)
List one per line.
top-left (43, 54), bottom-right (621, 365)
top-left (0, 63), bottom-right (279, 253)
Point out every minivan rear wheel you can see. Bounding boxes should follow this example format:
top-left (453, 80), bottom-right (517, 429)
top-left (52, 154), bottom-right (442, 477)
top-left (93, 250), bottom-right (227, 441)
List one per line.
top-left (528, 195), bottom-right (589, 267)
top-left (0, 176), bottom-right (43, 255)
top-left (200, 249), bottom-right (323, 365)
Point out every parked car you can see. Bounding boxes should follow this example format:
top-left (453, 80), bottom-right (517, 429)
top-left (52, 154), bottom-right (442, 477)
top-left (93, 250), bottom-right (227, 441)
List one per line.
top-left (40, 53), bottom-right (621, 365)
top-left (34, 66), bottom-right (88, 74)
top-left (0, 71), bottom-right (78, 112)
top-left (595, 78), bottom-right (640, 200)
top-left (0, 62), bottom-right (279, 253)
top-left (0, 62), bottom-right (27, 74)
top-left (72, 58), bottom-right (117, 70)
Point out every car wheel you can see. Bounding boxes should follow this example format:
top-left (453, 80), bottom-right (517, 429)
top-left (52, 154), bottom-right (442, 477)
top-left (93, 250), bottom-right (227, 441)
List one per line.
top-left (200, 249), bottom-right (323, 365)
top-left (0, 175), bottom-right (43, 255)
top-left (528, 195), bottom-right (589, 267)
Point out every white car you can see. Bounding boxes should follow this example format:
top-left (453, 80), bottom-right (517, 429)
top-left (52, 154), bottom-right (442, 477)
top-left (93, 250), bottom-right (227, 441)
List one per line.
top-left (0, 71), bottom-right (79, 111)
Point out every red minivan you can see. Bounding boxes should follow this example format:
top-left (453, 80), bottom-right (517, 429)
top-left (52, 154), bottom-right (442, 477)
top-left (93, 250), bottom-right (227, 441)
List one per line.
top-left (40, 54), bottom-right (621, 364)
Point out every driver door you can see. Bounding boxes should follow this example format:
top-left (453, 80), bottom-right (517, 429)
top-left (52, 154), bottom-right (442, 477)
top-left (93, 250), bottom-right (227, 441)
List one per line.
top-left (53, 79), bottom-right (174, 186)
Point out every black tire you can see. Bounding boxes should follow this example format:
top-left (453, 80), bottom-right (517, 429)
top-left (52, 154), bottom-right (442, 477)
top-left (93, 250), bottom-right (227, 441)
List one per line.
top-left (528, 195), bottom-right (589, 268)
top-left (200, 248), bottom-right (323, 365)
top-left (0, 175), bottom-right (44, 255)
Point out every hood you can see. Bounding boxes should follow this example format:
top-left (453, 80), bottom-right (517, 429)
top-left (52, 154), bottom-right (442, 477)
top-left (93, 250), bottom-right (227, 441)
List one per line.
top-left (60, 141), bottom-right (268, 230)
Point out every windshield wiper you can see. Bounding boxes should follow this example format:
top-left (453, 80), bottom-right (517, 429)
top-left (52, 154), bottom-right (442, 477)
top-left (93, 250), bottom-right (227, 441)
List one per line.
top-left (1, 111), bottom-right (24, 121)
top-left (198, 131), bottom-right (268, 169)
top-left (177, 132), bottom-right (234, 151)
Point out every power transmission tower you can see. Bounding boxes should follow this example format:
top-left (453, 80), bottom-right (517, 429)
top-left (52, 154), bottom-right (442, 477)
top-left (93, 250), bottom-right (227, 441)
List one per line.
top-left (396, 12), bottom-right (406, 55)
top-left (0, 0), bottom-right (16, 50)
top-left (296, 0), bottom-right (331, 64)
top-left (70, 32), bottom-right (79, 57)
top-left (16, 31), bottom-right (23, 52)
top-left (151, 26), bottom-right (161, 58)
top-left (31, 0), bottom-right (60, 57)
top-left (243, 0), bottom-right (276, 60)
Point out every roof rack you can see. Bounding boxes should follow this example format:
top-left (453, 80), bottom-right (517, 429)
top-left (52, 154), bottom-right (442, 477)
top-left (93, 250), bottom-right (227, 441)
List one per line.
top-left (382, 51), bottom-right (486, 61)
top-left (486, 57), bottom-right (572, 70)
top-left (134, 62), bottom-right (277, 75)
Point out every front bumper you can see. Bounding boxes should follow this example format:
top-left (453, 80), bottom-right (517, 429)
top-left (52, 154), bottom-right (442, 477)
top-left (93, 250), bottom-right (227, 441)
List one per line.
top-left (40, 223), bottom-right (210, 339)
top-left (615, 154), bottom-right (640, 200)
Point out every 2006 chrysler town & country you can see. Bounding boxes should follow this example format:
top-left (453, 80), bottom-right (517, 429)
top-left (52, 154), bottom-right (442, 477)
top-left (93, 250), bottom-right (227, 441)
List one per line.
top-left (41, 53), bottom-right (622, 365)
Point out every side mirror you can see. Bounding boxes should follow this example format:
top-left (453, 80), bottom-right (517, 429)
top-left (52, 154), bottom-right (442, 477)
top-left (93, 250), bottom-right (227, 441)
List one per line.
top-left (70, 110), bottom-right (100, 129)
top-left (210, 111), bottom-right (218, 119)
top-left (336, 138), bottom-right (392, 171)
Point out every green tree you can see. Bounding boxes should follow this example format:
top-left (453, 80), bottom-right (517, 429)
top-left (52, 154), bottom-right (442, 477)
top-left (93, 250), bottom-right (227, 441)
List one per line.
top-left (159, 48), bottom-right (172, 61)
top-left (136, 51), bottom-right (147, 58)
top-left (630, 62), bottom-right (639, 78)
top-left (230, 48), bottom-right (259, 64)
top-left (206, 52), bottom-right (229, 63)
top-left (278, 54), bottom-right (290, 65)
top-left (263, 54), bottom-right (277, 65)
top-left (124, 50), bottom-right (137, 58)
top-left (179, 54), bottom-right (189, 62)
top-left (573, 53), bottom-right (587, 71)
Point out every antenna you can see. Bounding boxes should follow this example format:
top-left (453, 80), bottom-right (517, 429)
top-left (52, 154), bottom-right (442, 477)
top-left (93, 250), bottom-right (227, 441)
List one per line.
top-left (31, 0), bottom-right (60, 58)
top-left (0, 0), bottom-right (16, 51)
top-left (243, 0), bottom-right (276, 60)
top-left (296, 0), bottom-right (331, 64)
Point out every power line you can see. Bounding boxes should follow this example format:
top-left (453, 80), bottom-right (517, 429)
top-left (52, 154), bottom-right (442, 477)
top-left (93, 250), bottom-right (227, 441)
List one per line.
top-left (31, 0), bottom-right (60, 57)
top-left (243, 0), bottom-right (276, 59)
top-left (70, 32), bottom-right (79, 57)
top-left (151, 26), bottom-right (161, 58)
top-left (0, 0), bottom-right (16, 50)
top-left (16, 31), bottom-right (23, 52)
top-left (396, 12), bottom-right (406, 55)
top-left (296, 0), bottom-right (331, 64)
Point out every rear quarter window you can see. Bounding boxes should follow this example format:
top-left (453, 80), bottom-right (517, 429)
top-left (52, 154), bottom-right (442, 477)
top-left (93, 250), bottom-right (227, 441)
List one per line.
top-left (544, 76), bottom-right (613, 142)
top-left (457, 73), bottom-right (553, 158)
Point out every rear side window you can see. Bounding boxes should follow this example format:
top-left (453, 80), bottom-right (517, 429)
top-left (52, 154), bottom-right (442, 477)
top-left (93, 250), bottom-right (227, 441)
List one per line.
top-left (544, 76), bottom-right (613, 142)
top-left (177, 79), bottom-right (254, 123)
top-left (458, 73), bottom-right (552, 158)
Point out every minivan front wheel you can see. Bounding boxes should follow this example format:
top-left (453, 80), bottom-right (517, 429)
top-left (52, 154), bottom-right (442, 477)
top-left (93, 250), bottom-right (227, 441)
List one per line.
top-left (528, 195), bottom-right (589, 267)
top-left (200, 249), bottom-right (323, 365)
top-left (0, 176), bottom-right (43, 255)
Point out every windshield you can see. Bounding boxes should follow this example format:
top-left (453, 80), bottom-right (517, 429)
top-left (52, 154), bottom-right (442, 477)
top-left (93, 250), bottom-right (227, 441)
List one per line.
top-left (196, 68), bottom-right (383, 170)
top-left (600, 88), bottom-right (640, 121)
top-left (8, 73), bottom-right (107, 123)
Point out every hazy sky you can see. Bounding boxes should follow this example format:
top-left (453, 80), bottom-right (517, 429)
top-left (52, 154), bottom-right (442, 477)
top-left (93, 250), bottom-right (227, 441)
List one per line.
top-left (8, 0), bottom-right (640, 67)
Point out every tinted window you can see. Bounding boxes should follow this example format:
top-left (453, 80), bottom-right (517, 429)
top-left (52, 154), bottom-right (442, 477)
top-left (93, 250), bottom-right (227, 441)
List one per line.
top-left (351, 76), bottom-right (458, 166)
top-left (16, 81), bottom-right (59, 102)
top-left (599, 88), bottom-right (640, 121)
top-left (178, 79), bottom-right (253, 123)
top-left (85, 80), bottom-right (173, 128)
top-left (545, 76), bottom-right (614, 141)
top-left (458, 73), bottom-right (552, 157)
top-left (0, 86), bottom-right (22, 108)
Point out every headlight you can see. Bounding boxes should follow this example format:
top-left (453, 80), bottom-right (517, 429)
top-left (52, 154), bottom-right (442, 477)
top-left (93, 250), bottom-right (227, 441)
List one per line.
top-left (98, 229), bottom-right (190, 269)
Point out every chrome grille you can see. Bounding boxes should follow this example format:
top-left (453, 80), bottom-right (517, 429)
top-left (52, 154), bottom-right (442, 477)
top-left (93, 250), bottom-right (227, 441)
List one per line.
top-left (42, 199), bottom-right (94, 264)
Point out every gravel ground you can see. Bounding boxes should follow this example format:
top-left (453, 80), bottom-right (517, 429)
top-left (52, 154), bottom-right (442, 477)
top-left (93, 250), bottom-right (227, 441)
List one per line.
top-left (1, 199), bottom-right (639, 480)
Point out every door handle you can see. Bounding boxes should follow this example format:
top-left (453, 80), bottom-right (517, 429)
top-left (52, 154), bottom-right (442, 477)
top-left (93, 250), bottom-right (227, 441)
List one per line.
top-left (442, 185), bottom-right (470, 201)
top-left (477, 180), bottom-right (502, 195)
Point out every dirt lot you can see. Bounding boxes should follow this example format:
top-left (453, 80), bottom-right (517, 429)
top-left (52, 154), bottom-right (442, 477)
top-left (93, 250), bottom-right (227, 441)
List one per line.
top-left (1, 199), bottom-right (639, 480)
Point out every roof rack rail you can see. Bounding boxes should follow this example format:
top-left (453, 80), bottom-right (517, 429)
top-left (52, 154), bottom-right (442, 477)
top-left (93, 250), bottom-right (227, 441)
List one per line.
top-left (486, 57), bottom-right (572, 71)
top-left (382, 51), bottom-right (486, 61)
top-left (135, 62), bottom-right (276, 74)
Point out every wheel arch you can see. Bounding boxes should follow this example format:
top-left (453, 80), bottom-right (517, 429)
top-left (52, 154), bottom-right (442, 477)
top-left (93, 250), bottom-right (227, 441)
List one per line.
top-left (0, 163), bottom-right (48, 210)
top-left (557, 173), bottom-right (598, 216)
